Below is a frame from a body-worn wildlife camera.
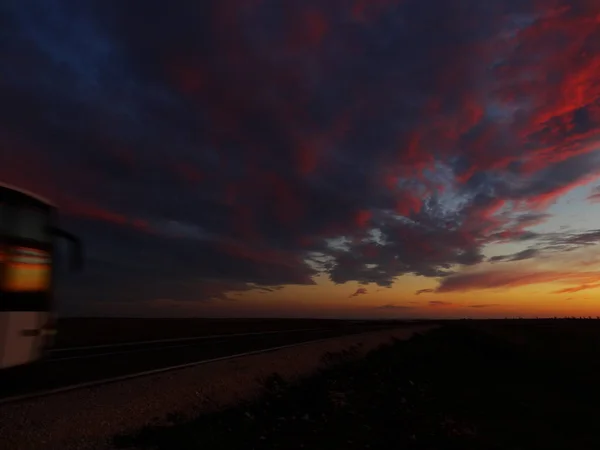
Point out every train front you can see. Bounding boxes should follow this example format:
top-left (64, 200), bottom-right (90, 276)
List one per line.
top-left (0, 184), bottom-right (82, 369)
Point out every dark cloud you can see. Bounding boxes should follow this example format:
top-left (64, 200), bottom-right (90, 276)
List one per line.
top-left (433, 269), bottom-right (600, 294)
top-left (489, 228), bottom-right (600, 264)
top-left (513, 231), bottom-right (541, 242)
top-left (529, 229), bottom-right (600, 255)
top-left (415, 289), bottom-right (435, 295)
top-left (349, 287), bottom-right (368, 298)
top-left (2, 0), bottom-right (600, 312)
top-left (256, 285), bottom-right (285, 293)
top-left (55, 217), bottom-right (316, 309)
top-left (488, 256), bottom-right (506, 263)
top-left (489, 248), bottom-right (540, 263)
top-left (468, 304), bottom-right (500, 308)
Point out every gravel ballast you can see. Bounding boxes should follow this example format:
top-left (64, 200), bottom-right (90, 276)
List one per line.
top-left (0, 326), bottom-right (432, 450)
top-left (115, 323), bottom-right (600, 450)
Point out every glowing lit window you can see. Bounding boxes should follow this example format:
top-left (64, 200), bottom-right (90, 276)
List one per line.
top-left (2, 247), bottom-right (51, 292)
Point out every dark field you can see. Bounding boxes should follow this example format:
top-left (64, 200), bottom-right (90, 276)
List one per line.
top-left (54, 317), bottom-right (420, 347)
top-left (115, 320), bottom-right (600, 450)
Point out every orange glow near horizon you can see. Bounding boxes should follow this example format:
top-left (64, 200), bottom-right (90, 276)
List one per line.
top-left (222, 266), bottom-right (600, 319)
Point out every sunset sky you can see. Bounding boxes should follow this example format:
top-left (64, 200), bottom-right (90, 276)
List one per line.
top-left (1, 0), bottom-right (600, 318)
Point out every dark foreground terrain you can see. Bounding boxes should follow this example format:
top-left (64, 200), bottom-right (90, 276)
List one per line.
top-left (115, 321), bottom-right (600, 450)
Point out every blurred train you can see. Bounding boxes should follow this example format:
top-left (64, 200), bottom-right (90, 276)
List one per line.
top-left (0, 183), bottom-right (83, 369)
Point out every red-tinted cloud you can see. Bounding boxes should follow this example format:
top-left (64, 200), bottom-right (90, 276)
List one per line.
top-left (395, 191), bottom-right (422, 216)
top-left (554, 282), bottom-right (600, 294)
top-left (5, 0), bottom-right (600, 312)
top-left (70, 204), bottom-right (128, 225)
top-left (435, 269), bottom-right (600, 293)
top-left (0, 131), bottom-right (62, 203)
top-left (286, 8), bottom-right (329, 51)
top-left (355, 210), bottom-right (372, 228)
top-left (173, 163), bottom-right (204, 185)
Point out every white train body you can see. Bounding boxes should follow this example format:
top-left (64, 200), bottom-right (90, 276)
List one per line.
top-left (0, 183), bottom-right (81, 369)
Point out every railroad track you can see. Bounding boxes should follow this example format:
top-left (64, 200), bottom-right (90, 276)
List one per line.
top-left (0, 324), bottom-right (392, 404)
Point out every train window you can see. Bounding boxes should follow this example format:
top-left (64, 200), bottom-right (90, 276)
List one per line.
top-left (2, 247), bottom-right (51, 292)
top-left (5, 205), bottom-right (50, 242)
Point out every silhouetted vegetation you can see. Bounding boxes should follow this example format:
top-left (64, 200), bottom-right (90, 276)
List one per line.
top-left (114, 321), bottom-right (600, 449)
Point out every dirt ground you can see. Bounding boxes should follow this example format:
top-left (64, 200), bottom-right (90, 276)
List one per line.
top-left (114, 321), bottom-right (600, 450)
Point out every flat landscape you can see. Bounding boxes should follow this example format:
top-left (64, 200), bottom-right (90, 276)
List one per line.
top-left (54, 317), bottom-right (420, 347)
top-left (114, 319), bottom-right (600, 450)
